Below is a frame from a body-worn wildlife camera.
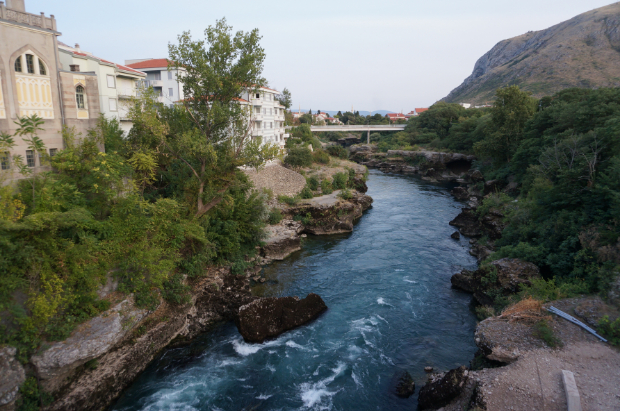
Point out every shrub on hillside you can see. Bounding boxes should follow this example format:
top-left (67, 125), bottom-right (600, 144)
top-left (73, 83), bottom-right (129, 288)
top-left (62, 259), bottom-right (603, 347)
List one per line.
top-left (277, 195), bottom-right (299, 205)
top-left (321, 179), bottom-right (333, 194)
top-left (267, 208), bottom-right (283, 225)
top-left (332, 172), bottom-right (348, 189)
top-left (306, 176), bottom-right (319, 191)
top-left (300, 186), bottom-right (314, 199)
top-left (327, 145), bottom-right (348, 159)
top-left (312, 149), bottom-right (330, 164)
top-left (284, 147), bottom-right (313, 169)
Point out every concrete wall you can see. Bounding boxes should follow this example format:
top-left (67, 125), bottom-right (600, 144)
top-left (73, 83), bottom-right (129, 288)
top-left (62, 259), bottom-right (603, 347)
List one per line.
top-left (59, 71), bottom-right (99, 136)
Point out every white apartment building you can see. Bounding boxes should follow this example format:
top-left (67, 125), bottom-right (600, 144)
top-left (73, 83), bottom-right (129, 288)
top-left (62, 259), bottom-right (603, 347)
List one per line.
top-left (125, 58), bottom-right (186, 107)
top-left (58, 42), bottom-right (146, 135)
top-left (240, 86), bottom-right (289, 148)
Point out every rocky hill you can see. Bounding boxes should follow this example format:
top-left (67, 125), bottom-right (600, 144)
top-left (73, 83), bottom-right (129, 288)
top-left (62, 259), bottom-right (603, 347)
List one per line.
top-left (442, 2), bottom-right (620, 104)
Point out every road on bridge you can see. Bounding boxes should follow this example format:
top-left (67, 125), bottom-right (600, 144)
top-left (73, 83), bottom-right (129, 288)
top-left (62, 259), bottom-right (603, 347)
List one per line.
top-left (285, 124), bottom-right (406, 144)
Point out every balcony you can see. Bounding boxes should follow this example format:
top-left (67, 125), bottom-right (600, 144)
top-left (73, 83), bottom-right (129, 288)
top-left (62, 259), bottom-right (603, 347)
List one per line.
top-left (142, 80), bottom-right (163, 87)
top-left (117, 88), bottom-right (136, 99)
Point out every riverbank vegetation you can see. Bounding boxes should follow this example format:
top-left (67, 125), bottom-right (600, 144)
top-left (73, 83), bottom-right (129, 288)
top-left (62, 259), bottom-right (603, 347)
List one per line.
top-left (0, 19), bottom-right (280, 365)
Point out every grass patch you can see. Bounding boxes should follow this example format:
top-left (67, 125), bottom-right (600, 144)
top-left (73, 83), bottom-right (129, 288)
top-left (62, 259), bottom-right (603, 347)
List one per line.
top-left (278, 195), bottom-right (299, 206)
top-left (534, 320), bottom-right (562, 348)
top-left (598, 315), bottom-right (620, 346)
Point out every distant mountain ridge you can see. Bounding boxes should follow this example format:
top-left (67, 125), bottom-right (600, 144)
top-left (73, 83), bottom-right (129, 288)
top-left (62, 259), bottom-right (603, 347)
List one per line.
top-left (442, 2), bottom-right (620, 104)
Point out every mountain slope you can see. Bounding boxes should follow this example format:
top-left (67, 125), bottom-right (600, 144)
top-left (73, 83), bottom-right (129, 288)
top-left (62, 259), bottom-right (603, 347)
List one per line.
top-left (442, 2), bottom-right (620, 104)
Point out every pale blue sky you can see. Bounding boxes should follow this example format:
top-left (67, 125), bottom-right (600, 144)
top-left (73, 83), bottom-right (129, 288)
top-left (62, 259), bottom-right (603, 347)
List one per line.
top-left (30, 0), bottom-right (616, 112)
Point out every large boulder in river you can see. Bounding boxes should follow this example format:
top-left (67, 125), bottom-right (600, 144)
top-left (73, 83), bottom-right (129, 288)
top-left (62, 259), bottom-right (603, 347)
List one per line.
top-left (418, 366), bottom-right (469, 410)
top-left (236, 294), bottom-right (327, 343)
top-left (451, 258), bottom-right (541, 306)
top-left (0, 347), bottom-right (25, 409)
top-left (394, 371), bottom-right (415, 398)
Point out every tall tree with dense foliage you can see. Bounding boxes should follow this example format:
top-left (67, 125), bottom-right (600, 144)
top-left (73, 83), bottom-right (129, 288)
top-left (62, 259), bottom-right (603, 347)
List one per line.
top-left (474, 85), bottom-right (536, 163)
top-left (277, 87), bottom-right (292, 109)
top-left (168, 18), bottom-right (277, 217)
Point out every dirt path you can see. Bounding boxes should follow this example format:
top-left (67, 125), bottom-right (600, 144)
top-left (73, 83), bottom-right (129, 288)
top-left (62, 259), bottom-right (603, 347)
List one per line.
top-left (473, 341), bottom-right (620, 411)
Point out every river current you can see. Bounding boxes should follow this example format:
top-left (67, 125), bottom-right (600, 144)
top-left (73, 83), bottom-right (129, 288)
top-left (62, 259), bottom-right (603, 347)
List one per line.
top-left (111, 170), bottom-right (479, 410)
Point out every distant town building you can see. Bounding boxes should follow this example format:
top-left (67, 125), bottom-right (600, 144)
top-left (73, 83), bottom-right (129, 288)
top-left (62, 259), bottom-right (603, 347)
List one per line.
top-left (459, 103), bottom-right (471, 109)
top-left (59, 43), bottom-right (146, 135)
top-left (0, 0), bottom-right (101, 181)
top-left (326, 117), bottom-right (342, 124)
top-left (414, 108), bottom-right (429, 116)
top-left (386, 113), bottom-right (407, 122)
top-left (125, 58), bottom-right (186, 107)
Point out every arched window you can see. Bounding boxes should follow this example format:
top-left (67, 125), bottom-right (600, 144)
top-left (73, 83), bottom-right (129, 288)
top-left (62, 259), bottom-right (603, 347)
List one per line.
top-left (76, 85), bottom-right (85, 109)
top-left (38, 60), bottom-right (46, 75)
top-left (25, 54), bottom-right (35, 74)
top-left (15, 56), bottom-right (22, 72)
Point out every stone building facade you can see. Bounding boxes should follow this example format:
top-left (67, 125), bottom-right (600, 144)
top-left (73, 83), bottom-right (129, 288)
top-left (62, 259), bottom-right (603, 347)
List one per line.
top-left (0, 0), bottom-right (99, 181)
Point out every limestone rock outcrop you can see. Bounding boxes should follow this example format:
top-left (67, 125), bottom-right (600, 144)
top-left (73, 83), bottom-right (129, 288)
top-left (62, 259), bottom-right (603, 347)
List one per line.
top-left (394, 371), bottom-right (415, 398)
top-left (261, 220), bottom-right (303, 261)
top-left (0, 347), bottom-right (25, 410)
top-left (31, 297), bottom-right (148, 393)
top-left (236, 293), bottom-right (327, 343)
top-left (451, 258), bottom-right (541, 306)
top-left (418, 366), bottom-right (469, 410)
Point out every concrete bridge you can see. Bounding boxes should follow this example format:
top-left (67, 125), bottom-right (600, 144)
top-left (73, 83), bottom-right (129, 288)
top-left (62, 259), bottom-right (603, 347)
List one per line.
top-left (286, 124), bottom-right (406, 144)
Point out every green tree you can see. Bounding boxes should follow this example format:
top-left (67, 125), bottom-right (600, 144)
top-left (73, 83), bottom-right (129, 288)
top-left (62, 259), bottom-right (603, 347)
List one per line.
top-left (168, 18), bottom-right (277, 218)
top-left (14, 115), bottom-right (47, 209)
top-left (277, 87), bottom-right (292, 109)
top-left (474, 86), bottom-right (536, 163)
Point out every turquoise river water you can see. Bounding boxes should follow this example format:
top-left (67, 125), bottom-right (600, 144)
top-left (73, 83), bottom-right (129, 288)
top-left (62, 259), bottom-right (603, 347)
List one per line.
top-left (110, 170), bottom-right (479, 411)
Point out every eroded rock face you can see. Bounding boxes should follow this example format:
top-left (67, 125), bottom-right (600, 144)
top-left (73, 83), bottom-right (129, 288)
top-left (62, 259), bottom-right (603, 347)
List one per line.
top-left (0, 347), bottom-right (25, 408)
top-left (288, 191), bottom-right (373, 235)
top-left (261, 220), bottom-right (303, 261)
top-left (451, 187), bottom-right (470, 201)
top-left (451, 258), bottom-right (541, 306)
top-left (32, 297), bottom-right (148, 393)
top-left (236, 294), bottom-right (327, 343)
top-left (449, 208), bottom-right (483, 238)
top-left (418, 366), bottom-right (469, 410)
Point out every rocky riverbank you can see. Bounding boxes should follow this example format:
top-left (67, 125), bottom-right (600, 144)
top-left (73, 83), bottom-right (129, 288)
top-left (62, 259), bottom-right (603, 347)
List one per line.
top-left (0, 160), bottom-right (374, 411)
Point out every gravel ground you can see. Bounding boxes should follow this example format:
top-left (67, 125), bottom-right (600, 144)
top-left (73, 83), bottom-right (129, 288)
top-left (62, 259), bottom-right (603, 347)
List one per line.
top-left (464, 298), bottom-right (620, 411)
top-left (243, 161), bottom-right (306, 197)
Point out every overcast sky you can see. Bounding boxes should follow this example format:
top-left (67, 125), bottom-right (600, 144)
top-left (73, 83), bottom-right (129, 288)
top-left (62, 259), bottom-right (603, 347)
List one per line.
top-left (30, 0), bottom-right (616, 112)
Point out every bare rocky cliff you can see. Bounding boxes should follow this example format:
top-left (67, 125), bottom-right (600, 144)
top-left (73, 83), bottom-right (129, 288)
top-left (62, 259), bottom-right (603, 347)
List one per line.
top-left (443, 2), bottom-right (620, 104)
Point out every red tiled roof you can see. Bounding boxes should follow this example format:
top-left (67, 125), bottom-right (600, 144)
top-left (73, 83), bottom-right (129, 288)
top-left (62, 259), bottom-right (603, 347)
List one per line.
top-left (386, 113), bottom-right (405, 118)
top-left (126, 59), bottom-right (172, 69)
top-left (415, 108), bottom-right (429, 113)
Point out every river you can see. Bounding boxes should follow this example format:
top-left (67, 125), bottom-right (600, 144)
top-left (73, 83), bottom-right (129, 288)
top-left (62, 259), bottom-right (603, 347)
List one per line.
top-left (110, 170), bottom-right (479, 410)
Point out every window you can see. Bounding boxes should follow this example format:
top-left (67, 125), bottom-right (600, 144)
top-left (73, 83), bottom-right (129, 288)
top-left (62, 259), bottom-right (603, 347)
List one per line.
top-left (154, 71), bottom-right (161, 80)
top-left (109, 98), bottom-right (117, 111)
top-left (14, 56), bottom-right (22, 72)
top-left (107, 74), bottom-right (116, 88)
top-left (76, 85), bottom-right (85, 109)
top-left (168, 88), bottom-right (173, 97)
top-left (1, 152), bottom-right (9, 170)
top-left (168, 71), bottom-right (173, 80)
top-left (70, 64), bottom-right (80, 72)
top-left (38, 59), bottom-right (46, 75)
top-left (26, 150), bottom-right (35, 167)
top-left (49, 148), bottom-right (57, 158)
top-left (25, 54), bottom-right (35, 74)
top-left (255, 93), bottom-right (260, 99)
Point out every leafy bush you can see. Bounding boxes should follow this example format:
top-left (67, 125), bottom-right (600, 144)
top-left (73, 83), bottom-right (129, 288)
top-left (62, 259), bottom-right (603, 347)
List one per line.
top-left (16, 377), bottom-right (53, 411)
top-left (278, 195), bottom-right (299, 205)
top-left (162, 273), bottom-right (192, 305)
top-left (476, 192), bottom-right (512, 217)
top-left (312, 149), bottom-right (330, 164)
top-left (534, 320), bottom-right (562, 348)
top-left (321, 179), bottom-right (333, 194)
top-left (306, 176), bottom-right (319, 191)
top-left (475, 305), bottom-right (495, 320)
top-left (267, 208), bottom-right (283, 225)
top-left (518, 278), bottom-right (587, 302)
top-left (598, 315), bottom-right (620, 346)
top-left (327, 145), bottom-right (348, 159)
top-left (300, 186), bottom-right (314, 199)
top-left (332, 172), bottom-right (348, 189)
top-left (338, 188), bottom-right (353, 200)
top-left (284, 147), bottom-right (313, 169)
